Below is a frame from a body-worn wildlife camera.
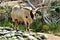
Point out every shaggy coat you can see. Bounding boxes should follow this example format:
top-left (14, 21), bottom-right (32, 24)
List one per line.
top-left (11, 5), bottom-right (35, 31)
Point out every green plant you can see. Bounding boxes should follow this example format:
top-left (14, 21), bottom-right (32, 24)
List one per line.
top-left (30, 19), bottom-right (43, 32)
top-left (0, 6), bottom-right (12, 27)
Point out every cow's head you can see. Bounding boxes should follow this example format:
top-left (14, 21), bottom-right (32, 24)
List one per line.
top-left (30, 7), bottom-right (42, 20)
top-left (23, 7), bottom-right (42, 21)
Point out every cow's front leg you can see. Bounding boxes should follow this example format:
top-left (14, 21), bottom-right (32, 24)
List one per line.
top-left (10, 18), bottom-right (15, 30)
top-left (16, 23), bottom-right (18, 30)
top-left (11, 21), bottom-right (15, 30)
top-left (15, 21), bottom-right (19, 30)
top-left (24, 21), bottom-right (30, 33)
top-left (27, 25), bottom-right (30, 32)
top-left (14, 19), bottom-right (20, 30)
top-left (26, 26), bottom-right (29, 32)
top-left (26, 22), bottom-right (30, 32)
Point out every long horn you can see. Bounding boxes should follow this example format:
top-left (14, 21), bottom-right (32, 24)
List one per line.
top-left (25, 0), bottom-right (36, 9)
top-left (35, 5), bottom-right (51, 11)
top-left (34, 7), bottom-right (40, 11)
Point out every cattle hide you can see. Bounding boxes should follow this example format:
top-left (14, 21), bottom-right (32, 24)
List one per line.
top-left (11, 6), bottom-right (35, 31)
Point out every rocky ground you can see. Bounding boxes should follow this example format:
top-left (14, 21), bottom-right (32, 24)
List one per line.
top-left (0, 27), bottom-right (60, 40)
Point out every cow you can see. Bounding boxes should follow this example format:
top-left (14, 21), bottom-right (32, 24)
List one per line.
top-left (11, 5), bottom-right (41, 32)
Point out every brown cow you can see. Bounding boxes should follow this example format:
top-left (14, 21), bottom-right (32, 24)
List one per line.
top-left (11, 5), bottom-right (41, 32)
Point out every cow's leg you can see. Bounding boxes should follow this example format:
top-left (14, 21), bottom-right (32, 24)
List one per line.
top-left (26, 22), bottom-right (30, 32)
top-left (15, 19), bottom-right (19, 30)
top-left (24, 21), bottom-right (27, 31)
top-left (26, 25), bottom-right (27, 31)
top-left (10, 18), bottom-right (15, 30)
top-left (11, 21), bottom-right (15, 30)
top-left (27, 25), bottom-right (30, 32)
top-left (24, 21), bottom-right (30, 32)
top-left (15, 22), bottom-right (19, 30)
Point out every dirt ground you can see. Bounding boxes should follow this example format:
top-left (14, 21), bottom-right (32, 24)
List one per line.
top-left (25, 32), bottom-right (60, 40)
top-left (37, 33), bottom-right (60, 40)
top-left (47, 34), bottom-right (60, 40)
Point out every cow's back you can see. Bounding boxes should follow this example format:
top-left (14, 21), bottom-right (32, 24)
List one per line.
top-left (11, 7), bottom-right (33, 24)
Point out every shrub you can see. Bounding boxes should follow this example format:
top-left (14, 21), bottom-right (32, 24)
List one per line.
top-left (30, 19), bottom-right (43, 32)
top-left (42, 25), bottom-right (49, 32)
top-left (0, 6), bottom-right (12, 27)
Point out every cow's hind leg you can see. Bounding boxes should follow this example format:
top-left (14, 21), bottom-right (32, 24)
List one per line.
top-left (11, 21), bottom-right (15, 30)
top-left (10, 18), bottom-right (15, 30)
top-left (15, 22), bottom-right (19, 30)
top-left (15, 19), bottom-right (19, 30)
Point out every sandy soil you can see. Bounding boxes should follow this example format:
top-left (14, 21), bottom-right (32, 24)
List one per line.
top-left (37, 33), bottom-right (60, 40)
top-left (24, 32), bottom-right (60, 40)
top-left (47, 34), bottom-right (60, 40)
